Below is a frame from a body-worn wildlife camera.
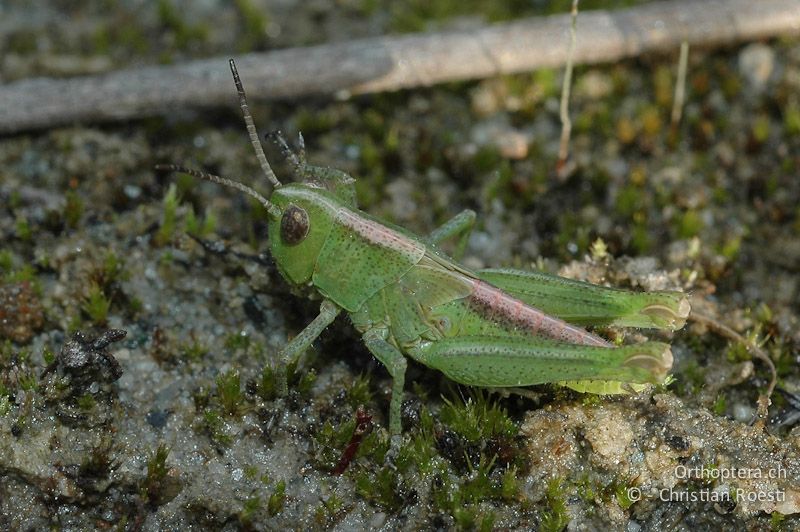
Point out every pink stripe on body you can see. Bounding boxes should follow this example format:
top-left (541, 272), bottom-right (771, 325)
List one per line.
top-left (469, 279), bottom-right (611, 347)
top-left (337, 210), bottom-right (425, 258)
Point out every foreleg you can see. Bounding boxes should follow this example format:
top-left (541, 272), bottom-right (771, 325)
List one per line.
top-left (276, 299), bottom-right (340, 396)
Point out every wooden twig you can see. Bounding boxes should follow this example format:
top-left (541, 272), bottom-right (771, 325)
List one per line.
top-left (557, 0), bottom-right (579, 175)
top-left (690, 311), bottom-right (777, 426)
top-left (0, 0), bottom-right (798, 134)
top-left (670, 41), bottom-right (690, 129)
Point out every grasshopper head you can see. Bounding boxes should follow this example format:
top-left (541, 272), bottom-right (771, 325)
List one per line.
top-left (156, 59), bottom-right (350, 290)
top-left (267, 184), bottom-right (338, 287)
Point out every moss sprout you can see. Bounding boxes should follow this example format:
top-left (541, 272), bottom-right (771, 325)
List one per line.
top-left (82, 282), bottom-right (112, 325)
top-left (138, 443), bottom-right (182, 506)
top-left (615, 482), bottom-right (635, 510)
top-left (216, 370), bottom-right (245, 418)
top-left (0, 395), bottom-right (10, 416)
top-left (14, 217), bottom-right (32, 241)
top-left (180, 340), bottom-right (209, 363)
top-left (258, 364), bottom-right (278, 401)
top-left (439, 390), bottom-right (517, 443)
top-left (154, 184), bottom-right (180, 247)
top-left (345, 373), bottom-right (373, 409)
top-left (540, 478), bottom-right (569, 532)
top-left (267, 479), bottom-right (286, 516)
top-left (77, 393), bottom-right (97, 411)
top-left (354, 466), bottom-right (403, 512)
top-left (234, 0), bottom-right (270, 51)
top-left (185, 207), bottom-right (217, 238)
top-left (64, 190), bottom-right (84, 229)
top-left (199, 409), bottom-right (233, 446)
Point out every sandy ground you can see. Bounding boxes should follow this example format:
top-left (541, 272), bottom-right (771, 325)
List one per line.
top-left (1, 1), bottom-right (799, 530)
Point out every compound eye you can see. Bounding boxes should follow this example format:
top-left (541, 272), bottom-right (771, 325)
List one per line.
top-left (280, 204), bottom-right (309, 245)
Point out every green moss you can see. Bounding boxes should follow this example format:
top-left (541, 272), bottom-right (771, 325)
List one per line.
top-left (180, 340), bottom-right (209, 363)
top-left (80, 435), bottom-right (114, 478)
top-left (472, 144), bottom-right (502, 174)
top-left (726, 331), bottom-right (757, 363)
top-left (1, 340), bottom-right (13, 365)
top-left (216, 370), bottom-right (245, 418)
top-left (234, 0), bottom-right (270, 51)
top-left (14, 217), bottom-right (32, 241)
top-left (239, 495), bottom-right (262, 526)
top-left (639, 105), bottom-right (663, 139)
top-left (453, 506), bottom-right (495, 531)
top-left (258, 357), bottom-right (316, 401)
top-left (395, 408), bottom-right (438, 475)
top-left (0, 250), bottom-right (12, 273)
top-left (675, 210), bottom-right (704, 239)
top-left (430, 455), bottom-right (504, 527)
top-left (719, 235), bottom-right (741, 261)
top-left (77, 393), bottom-right (96, 411)
top-left (770, 510), bottom-right (786, 530)
top-left (540, 478), bottom-right (569, 532)
top-left (615, 483), bottom-right (634, 510)
top-left (5, 31), bottom-right (38, 54)
top-left (387, 0), bottom-right (541, 33)
top-left (314, 418), bottom-right (358, 471)
top-left (630, 222), bottom-right (652, 254)
top-left (267, 479), bottom-right (286, 516)
top-left (199, 409), bottom-right (233, 446)
top-left (141, 443), bottom-right (171, 505)
top-left (439, 391), bottom-right (516, 443)
top-left (461, 454), bottom-right (498, 503)
top-left (103, 251), bottom-right (128, 284)
top-left (148, 444), bottom-right (170, 479)
top-left (314, 492), bottom-right (346, 527)
top-left (346, 373), bottom-right (373, 409)
top-left (157, 0), bottom-right (209, 51)
top-left (294, 108), bottom-right (338, 135)
top-left (295, 368), bottom-right (317, 395)
top-left (751, 114), bottom-right (771, 144)
top-left (185, 207), bottom-right (217, 238)
top-left (17, 370), bottom-right (38, 392)
top-left (501, 465), bottom-right (521, 502)
top-left (355, 466), bottom-right (403, 511)
top-left (82, 282), bottom-right (111, 325)
top-left (675, 360), bottom-right (706, 396)
top-left (64, 190), bottom-right (84, 229)
top-left (358, 136), bottom-right (383, 173)
top-left (154, 184), bottom-right (180, 247)
top-left (224, 331), bottom-right (250, 351)
top-left (712, 393), bottom-right (727, 416)
top-left (42, 347), bottom-right (55, 366)
top-left (614, 184), bottom-right (643, 218)
top-left (784, 102), bottom-right (800, 136)
top-left (755, 303), bottom-right (773, 324)
top-left (534, 68), bottom-right (559, 99)
top-left (0, 396), bottom-right (10, 416)
top-left (653, 65), bottom-right (673, 108)
top-left (656, 374), bottom-right (676, 394)
top-left (243, 465), bottom-right (259, 480)
top-left (258, 364), bottom-right (278, 401)
top-left (4, 264), bottom-right (42, 295)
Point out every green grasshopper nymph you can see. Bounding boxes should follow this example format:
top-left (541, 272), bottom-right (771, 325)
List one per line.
top-left (157, 59), bottom-right (690, 436)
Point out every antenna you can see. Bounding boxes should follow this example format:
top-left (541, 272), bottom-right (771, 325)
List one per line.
top-left (229, 59), bottom-right (282, 189)
top-left (154, 164), bottom-right (281, 219)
